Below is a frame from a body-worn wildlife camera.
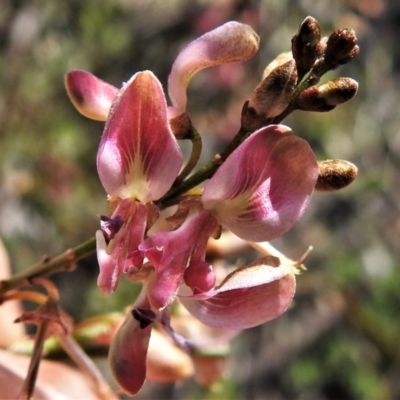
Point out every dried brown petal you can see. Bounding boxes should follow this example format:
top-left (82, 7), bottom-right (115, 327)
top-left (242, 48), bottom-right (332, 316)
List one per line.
top-left (316, 159), bottom-right (358, 192)
top-left (15, 300), bottom-right (73, 337)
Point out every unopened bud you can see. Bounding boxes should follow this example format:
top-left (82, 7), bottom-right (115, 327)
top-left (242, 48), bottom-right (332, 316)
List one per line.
top-left (324, 28), bottom-right (358, 67)
top-left (296, 77), bottom-right (358, 112)
top-left (316, 159), bottom-right (358, 191)
top-left (337, 45), bottom-right (360, 65)
top-left (262, 52), bottom-right (293, 80)
top-left (242, 60), bottom-right (297, 131)
top-left (292, 16), bottom-right (321, 76)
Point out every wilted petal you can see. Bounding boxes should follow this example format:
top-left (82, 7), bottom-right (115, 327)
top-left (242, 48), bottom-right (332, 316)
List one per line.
top-left (180, 256), bottom-right (296, 329)
top-left (97, 71), bottom-right (183, 203)
top-left (168, 21), bottom-right (259, 117)
top-left (96, 200), bottom-right (147, 294)
top-left (140, 210), bottom-right (218, 310)
top-left (65, 70), bottom-right (118, 121)
top-left (109, 305), bottom-right (152, 396)
top-left (202, 125), bottom-right (318, 242)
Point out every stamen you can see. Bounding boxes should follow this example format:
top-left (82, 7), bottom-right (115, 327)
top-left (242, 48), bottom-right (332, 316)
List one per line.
top-left (99, 215), bottom-right (124, 240)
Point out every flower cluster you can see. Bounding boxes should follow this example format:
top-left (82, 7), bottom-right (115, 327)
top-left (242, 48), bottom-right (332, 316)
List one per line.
top-left (65, 18), bottom-right (358, 396)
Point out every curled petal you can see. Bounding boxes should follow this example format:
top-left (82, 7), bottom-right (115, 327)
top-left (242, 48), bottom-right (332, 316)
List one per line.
top-left (97, 71), bottom-right (183, 203)
top-left (109, 302), bottom-right (152, 396)
top-left (180, 256), bottom-right (296, 329)
top-left (168, 21), bottom-right (259, 117)
top-left (65, 70), bottom-right (118, 121)
top-left (96, 200), bottom-right (147, 295)
top-left (140, 210), bottom-right (218, 310)
top-left (202, 125), bottom-right (318, 242)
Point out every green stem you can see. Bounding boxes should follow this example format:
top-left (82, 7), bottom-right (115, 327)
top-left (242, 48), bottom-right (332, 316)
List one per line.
top-left (174, 125), bottom-right (202, 184)
top-left (0, 237), bottom-right (96, 296)
top-left (159, 126), bottom-right (248, 203)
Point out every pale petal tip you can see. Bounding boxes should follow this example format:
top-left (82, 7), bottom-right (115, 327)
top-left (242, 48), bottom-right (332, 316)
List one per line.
top-left (65, 69), bottom-right (118, 121)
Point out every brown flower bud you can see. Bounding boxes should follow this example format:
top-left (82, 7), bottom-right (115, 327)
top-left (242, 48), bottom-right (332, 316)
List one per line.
top-left (262, 52), bottom-right (293, 80)
top-left (315, 159), bottom-right (358, 191)
top-left (324, 28), bottom-right (358, 67)
top-left (292, 16), bottom-right (321, 76)
top-left (242, 60), bottom-right (297, 131)
top-left (337, 45), bottom-right (360, 65)
top-left (296, 77), bottom-right (358, 112)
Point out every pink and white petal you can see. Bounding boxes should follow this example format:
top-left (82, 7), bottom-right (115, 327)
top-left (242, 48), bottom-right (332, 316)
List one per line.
top-left (168, 22), bottom-right (260, 117)
top-left (65, 70), bottom-right (118, 121)
top-left (97, 71), bottom-right (183, 203)
top-left (180, 257), bottom-right (296, 329)
top-left (202, 125), bottom-right (318, 242)
top-left (109, 309), bottom-right (152, 396)
top-left (96, 200), bottom-right (147, 295)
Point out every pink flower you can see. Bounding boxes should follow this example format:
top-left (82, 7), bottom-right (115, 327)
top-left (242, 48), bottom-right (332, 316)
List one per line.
top-left (94, 71), bottom-right (183, 295)
top-left (111, 124), bottom-right (317, 396)
top-left (65, 21), bottom-right (259, 122)
top-left (65, 21), bottom-right (261, 295)
top-left (65, 21), bottom-right (319, 397)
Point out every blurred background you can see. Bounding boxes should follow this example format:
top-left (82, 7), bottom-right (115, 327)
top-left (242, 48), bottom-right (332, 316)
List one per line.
top-left (1, 0), bottom-right (399, 399)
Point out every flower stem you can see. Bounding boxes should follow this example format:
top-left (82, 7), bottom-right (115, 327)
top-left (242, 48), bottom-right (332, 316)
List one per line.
top-left (174, 125), bottom-right (202, 184)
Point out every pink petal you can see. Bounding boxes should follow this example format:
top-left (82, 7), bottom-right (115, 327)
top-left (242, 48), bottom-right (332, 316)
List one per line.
top-left (168, 21), bottom-right (259, 117)
top-left (109, 309), bottom-right (152, 396)
top-left (96, 200), bottom-right (147, 295)
top-left (97, 71), bottom-right (183, 203)
top-left (139, 210), bottom-right (218, 310)
top-left (65, 70), bottom-right (118, 121)
top-left (180, 256), bottom-right (296, 329)
top-left (202, 125), bottom-right (318, 242)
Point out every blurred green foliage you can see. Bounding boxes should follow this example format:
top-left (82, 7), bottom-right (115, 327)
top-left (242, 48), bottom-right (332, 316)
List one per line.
top-left (1, 0), bottom-right (400, 399)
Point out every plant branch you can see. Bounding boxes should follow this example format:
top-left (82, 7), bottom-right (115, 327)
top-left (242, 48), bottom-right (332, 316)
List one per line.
top-left (0, 237), bottom-right (96, 296)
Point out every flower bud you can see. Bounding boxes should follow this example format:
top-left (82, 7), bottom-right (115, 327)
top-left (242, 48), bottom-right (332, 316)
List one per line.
top-left (262, 52), bottom-right (293, 80)
top-left (315, 159), bottom-right (358, 192)
top-left (242, 60), bottom-right (297, 131)
top-left (324, 28), bottom-right (358, 67)
top-left (292, 16), bottom-right (321, 76)
top-left (296, 77), bottom-right (358, 112)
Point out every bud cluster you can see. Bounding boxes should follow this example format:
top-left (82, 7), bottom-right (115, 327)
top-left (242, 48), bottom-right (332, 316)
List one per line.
top-left (241, 16), bottom-right (359, 132)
